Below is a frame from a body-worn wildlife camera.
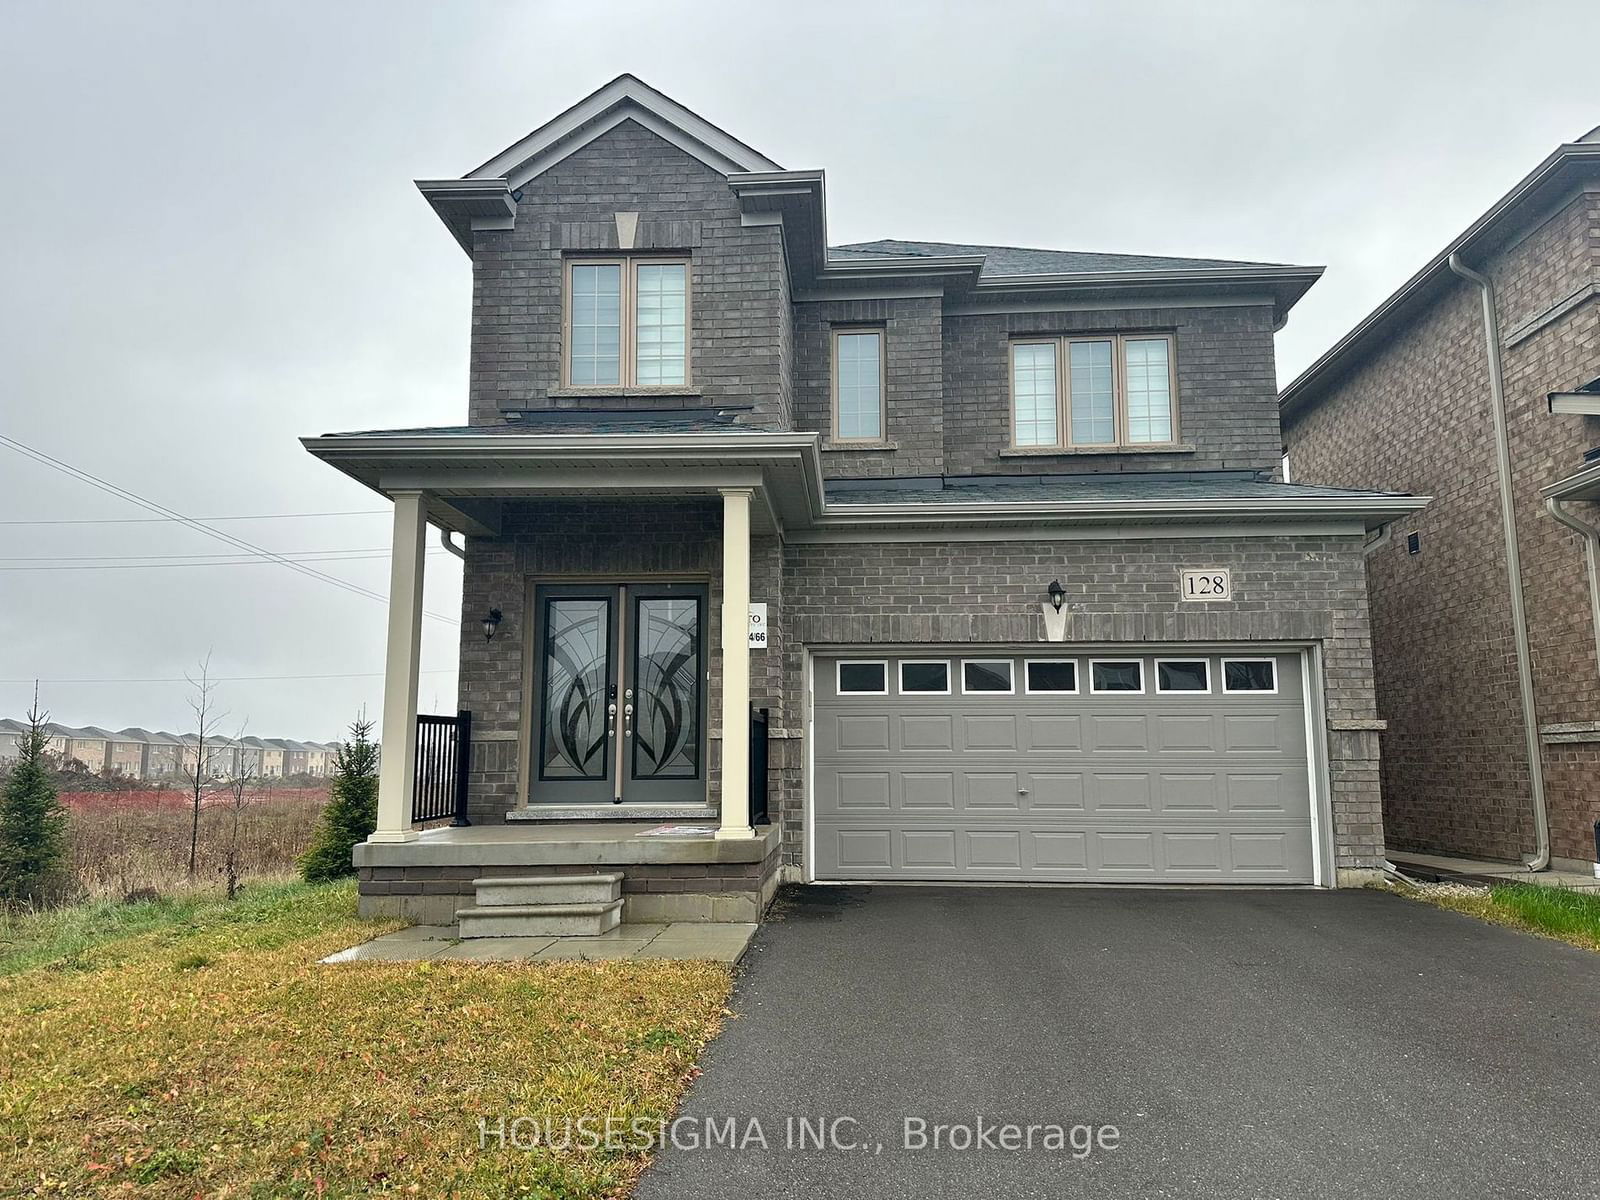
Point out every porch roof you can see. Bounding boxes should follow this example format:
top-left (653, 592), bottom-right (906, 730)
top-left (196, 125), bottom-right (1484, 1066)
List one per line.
top-left (302, 424), bottom-right (1428, 536)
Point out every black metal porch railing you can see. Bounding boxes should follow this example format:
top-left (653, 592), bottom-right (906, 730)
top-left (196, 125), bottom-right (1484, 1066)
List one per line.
top-left (413, 710), bottom-right (472, 826)
top-left (749, 706), bottom-right (770, 826)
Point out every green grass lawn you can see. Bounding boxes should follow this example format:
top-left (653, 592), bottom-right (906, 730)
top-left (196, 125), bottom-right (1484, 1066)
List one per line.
top-left (0, 880), bottom-right (732, 1198)
top-left (1405, 880), bottom-right (1600, 952)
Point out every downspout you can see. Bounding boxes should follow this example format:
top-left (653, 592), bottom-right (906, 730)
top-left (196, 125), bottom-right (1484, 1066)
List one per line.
top-left (439, 529), bottom-right (466, 560)
top-left (1545, 496), bottom-right (1600, 680)
top-left (1448, 252), bottom-right (1551, 871)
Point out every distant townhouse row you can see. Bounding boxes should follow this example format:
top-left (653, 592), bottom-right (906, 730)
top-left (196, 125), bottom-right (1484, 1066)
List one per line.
top-left (0, 721), bottom-right (341, 781)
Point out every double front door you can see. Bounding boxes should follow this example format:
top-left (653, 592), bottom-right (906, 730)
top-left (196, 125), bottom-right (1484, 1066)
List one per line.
top-left (533, 583), bottom-right (707, 805)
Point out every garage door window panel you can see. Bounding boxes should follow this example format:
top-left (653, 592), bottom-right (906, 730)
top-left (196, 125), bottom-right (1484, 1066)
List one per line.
top-left (1091, 660), bottom-right (1145, 694)
top-left (1156, 659), bottom-right (1211, 694)
top-left (899, 660), bottom-right (951, 695)
top-left (962, 660), bottom-right (1015, 695)
top-left (837, 660), bottom-right (888, 696)
top-left (1025, 659), bottom-right (1079, 695)
top-left (1223, 659), bottom-right (1278, 694)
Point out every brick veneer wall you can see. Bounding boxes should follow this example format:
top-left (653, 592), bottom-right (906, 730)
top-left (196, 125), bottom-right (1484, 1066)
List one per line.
top-left (779, 531), bottom-right (1384, 877)
top-left (1284, 186), bottom-right (1600, 863)
top-left (467, 119), bottom-right (790, 428)
top-left (941, 304), bottom-right (1283, 477)
top-left (792, 295), bottom-right (944, 477)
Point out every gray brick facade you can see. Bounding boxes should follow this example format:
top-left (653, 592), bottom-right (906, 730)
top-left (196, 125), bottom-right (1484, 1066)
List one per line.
top-left (429, 109), bottom-right (1395, 887)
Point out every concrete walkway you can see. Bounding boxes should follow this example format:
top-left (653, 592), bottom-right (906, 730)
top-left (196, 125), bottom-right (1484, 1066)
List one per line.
top-left (320, 921), bottom-right (757, 964)
top-left (1392, 851), bottom-right (1600, 892)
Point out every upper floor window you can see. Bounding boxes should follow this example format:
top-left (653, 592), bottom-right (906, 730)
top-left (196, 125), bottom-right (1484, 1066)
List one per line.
top-left (1009, 333), bottom-right (1176, 450)
top-left (831, 327), bottom-right (885, 441)
top-left (564, 256), bottom-right (689, 387)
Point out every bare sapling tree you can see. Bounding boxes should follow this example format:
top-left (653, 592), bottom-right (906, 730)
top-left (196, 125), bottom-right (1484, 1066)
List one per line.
top-left (182, 653), bottom-right (229, 879)
top-left (218, 723), bottom-right (254, 900)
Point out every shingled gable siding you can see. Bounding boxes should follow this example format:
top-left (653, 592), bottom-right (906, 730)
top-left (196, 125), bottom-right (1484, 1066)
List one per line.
top-left (941, 303), bottom-right (1282, 477)
top-left (792, 295), bottom-right (945, 477)
top-left (466, 119), bottom-right (790, 428)
top-left (779, 532), bottom-right (1387, 880)
top-left (1283, 186), bottom-right (1600, 864)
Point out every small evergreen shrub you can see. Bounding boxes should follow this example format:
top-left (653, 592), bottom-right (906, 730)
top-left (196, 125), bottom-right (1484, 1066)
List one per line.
top-left (299, 717), bottom-right (379, 883)
top-left (0, 707), bottom-right (69, 906)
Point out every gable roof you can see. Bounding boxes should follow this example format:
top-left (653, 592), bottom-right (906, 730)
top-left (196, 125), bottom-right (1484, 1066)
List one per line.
top-left (468, 74), bottom-right (782, 187)
top-left (1281, 131), bottom-right (1600, 419)
top-left (830, 239), bottom-right (1288, 278)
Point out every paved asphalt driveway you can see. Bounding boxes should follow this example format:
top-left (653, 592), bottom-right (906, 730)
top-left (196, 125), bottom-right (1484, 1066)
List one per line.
top-left (635, 885), bottom-right (1600, 1199)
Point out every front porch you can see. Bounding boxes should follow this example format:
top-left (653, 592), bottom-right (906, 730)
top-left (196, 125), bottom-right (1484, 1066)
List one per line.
top-left (354, 821), bottom-right (784, 926)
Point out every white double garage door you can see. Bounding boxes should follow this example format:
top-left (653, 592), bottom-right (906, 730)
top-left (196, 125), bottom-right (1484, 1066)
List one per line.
top-left (810, 649), bottom-right (1322, 885)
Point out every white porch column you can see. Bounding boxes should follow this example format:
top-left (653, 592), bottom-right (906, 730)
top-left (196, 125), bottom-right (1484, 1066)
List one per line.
top-left (716, 487), bottom-right (755, 840)
top-left (372, 490), bottom-right (426, 843)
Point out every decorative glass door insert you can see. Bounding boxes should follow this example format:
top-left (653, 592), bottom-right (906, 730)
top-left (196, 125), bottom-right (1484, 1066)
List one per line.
top-left (534, 584), bottom-right (705, 805)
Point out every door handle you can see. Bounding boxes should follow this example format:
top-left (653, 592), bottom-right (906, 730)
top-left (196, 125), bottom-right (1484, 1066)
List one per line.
top-left (623, 702), bottom-right (634, 738)
top-left (607, 702), bottom-right (617, 739)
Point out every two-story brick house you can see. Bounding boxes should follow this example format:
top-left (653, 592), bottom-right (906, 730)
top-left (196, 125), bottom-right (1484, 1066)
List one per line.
top-left (1282, 129), bottom-right (1600, 873)
top-left (306, 76), bottom-right (1423, 929)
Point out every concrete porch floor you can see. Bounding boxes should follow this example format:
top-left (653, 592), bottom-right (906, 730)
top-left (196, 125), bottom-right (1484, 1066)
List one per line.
top-left (1392, 851), bottom-right (1600, 892)
top-left (320, 920), bottom-right (759, 964)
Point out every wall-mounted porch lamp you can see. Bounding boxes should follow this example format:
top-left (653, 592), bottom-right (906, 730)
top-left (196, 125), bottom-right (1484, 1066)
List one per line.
top-left (482, 608), bottom-right (503, 642)
top-left (1046, 580), bottom-right (1066, 613)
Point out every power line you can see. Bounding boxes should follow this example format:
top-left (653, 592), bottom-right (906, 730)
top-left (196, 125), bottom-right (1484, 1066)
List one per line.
top-left (0, 434), bottom-right (456, 624)
top-left (0, 669), bottom-right (458, 684)
top-left (0, 510), bottom-right (389, 526)
top-left (0, 547), bottom-right (459, 568)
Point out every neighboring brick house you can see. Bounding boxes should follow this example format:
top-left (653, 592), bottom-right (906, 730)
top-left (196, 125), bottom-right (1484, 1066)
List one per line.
top-left (1281, 128), bottom-right (1600, 871)
top-left (306, 75), bottom-right (1422, 928)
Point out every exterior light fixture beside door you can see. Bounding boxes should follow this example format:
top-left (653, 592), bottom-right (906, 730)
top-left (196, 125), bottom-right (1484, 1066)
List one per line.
top-left (1041, 579), bottom-right (1069, 642)
top-left (482, 608), bottom-right (503, 641)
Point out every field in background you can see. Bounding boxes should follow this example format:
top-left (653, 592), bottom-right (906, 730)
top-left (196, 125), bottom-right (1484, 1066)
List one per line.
top-left (60, 787), bottom-right (329, 899)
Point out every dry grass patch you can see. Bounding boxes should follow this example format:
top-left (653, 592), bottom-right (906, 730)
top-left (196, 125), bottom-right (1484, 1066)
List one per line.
top-left (0, 881), bottom-right (732, 1198)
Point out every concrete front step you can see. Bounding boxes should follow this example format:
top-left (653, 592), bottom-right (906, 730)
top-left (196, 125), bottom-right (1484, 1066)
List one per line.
top-left (472, 873), bottom-right (623, 907)
top-left (457, 899), bottom-right (624, 939)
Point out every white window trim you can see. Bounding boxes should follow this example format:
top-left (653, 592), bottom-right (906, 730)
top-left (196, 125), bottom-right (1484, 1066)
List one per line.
top-left (897, 659), bottom-right (951, 696)
top-left (1221, 657), bottom-right (1279, 696)
top-left (1089, 658), bottom-right (1146, 695)
top-left (1155, 657), bottom-right (1212, 695)
top-left (960, 658), bottom-right (1016, 696)
top-left (1024, 658), bottom-right (1079, 695)
top-left (835, 659), bottom-right (888, 696)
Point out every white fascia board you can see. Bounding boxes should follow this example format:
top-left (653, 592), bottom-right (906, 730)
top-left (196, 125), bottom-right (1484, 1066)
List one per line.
top-left (467, 75), bottom-right (781, 186)
top-left (1548, 393), bottom-right (1600, 415)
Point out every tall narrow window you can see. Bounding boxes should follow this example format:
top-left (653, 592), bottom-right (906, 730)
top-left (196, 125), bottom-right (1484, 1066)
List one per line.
top-left (1068, 339), bottom-right (1116, 446)
top-left (1011, 341), bottom-right (1059, 447)
top-left (564, 256), bottom-right (690, 387)
top-left (568, 262), bottom-right (622, 386)
top-left (634, 262), bottom-right (687, 385)
top-left (832, 328), bottom-right (885, 441)
top-left (1123, 337), bottom-right (1172, 443)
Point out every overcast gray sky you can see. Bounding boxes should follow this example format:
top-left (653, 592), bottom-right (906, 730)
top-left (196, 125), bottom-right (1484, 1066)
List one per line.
top-left (2, 0), bottom-right (1596, 741)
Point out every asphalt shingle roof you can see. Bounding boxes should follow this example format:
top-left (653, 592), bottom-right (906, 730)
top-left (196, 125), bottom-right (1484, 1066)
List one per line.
top-left (321, 407), bottom-right (755, 438)
top-left (824, 474), bottom-right (1412, 505)
top-left (828, 239), bottom-right (1289, 277)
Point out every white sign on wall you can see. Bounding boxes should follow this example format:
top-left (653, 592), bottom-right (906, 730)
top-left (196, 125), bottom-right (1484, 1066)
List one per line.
top-left (748, 603), bottom-right (769, 649)
top-left (1179, 568), bottom-right (1233, 602)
